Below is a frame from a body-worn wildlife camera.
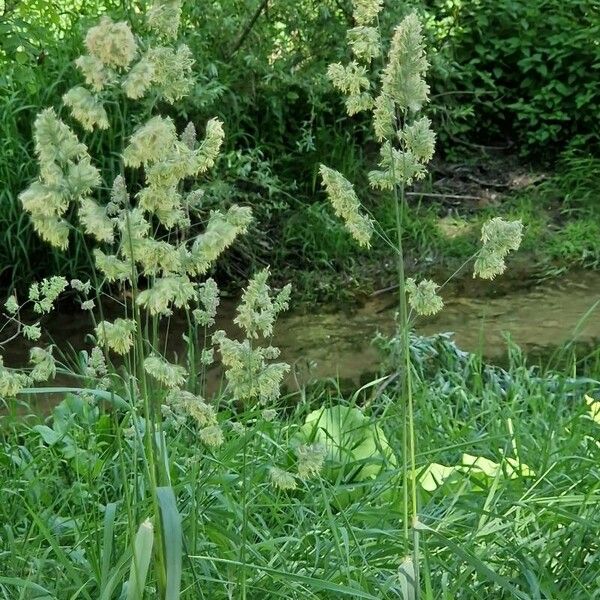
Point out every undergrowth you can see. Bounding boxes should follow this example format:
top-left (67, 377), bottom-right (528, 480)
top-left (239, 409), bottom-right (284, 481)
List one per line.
top-left (1, 335), bottom-right (599, 598)
top-left (0, 2), bottom-right (599, 599)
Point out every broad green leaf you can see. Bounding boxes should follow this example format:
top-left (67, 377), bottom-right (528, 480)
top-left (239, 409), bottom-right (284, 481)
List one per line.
top-left (585, 394), bottom-right (600, 425)
top-left (157, 487), bottom-right (183, 600)
top-left (32, 424), bottom-right (61, 446)
top-left (298, 405), bottom-right (396, 482)
top-left (418, 463), bottom-right (460, 492)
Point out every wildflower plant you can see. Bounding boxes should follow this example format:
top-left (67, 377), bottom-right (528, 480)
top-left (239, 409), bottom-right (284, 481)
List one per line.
top-left (4, 2), bottom-right (292, 598)
top-left (321, 2), bottom-right (524, 590)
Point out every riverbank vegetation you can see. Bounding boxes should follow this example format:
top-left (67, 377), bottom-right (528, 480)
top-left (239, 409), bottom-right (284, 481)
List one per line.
top-left (1, 1), bottom-right (599, 599)
top-left (3, 336), bottom-right (599, 598)
top-left (1, 0), bottom-right (599, 298)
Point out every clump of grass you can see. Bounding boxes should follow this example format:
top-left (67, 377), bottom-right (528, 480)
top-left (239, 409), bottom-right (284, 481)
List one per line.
top-left (0, 1), bottom-right (596, 599)
top-left (2, 335), bottom-right (599, 597)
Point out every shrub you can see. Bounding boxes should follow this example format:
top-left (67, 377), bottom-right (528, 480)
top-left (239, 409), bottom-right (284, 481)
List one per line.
top-left (426, 0), bottom-right (600, 153)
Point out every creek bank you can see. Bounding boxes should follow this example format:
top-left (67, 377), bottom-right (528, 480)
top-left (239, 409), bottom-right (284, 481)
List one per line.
top-left (3, 268), bottom-right (600, 412)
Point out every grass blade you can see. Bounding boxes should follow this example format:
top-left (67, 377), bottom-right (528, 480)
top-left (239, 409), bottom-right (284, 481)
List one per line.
top-left (415, 522), bottom-right (529, 600)
top-left (100, 502), bottom-right (117, 593)
top-left (157, 487), bottom-right (183, 600)
top-left (0, 577), bottom-right (52, 596)
top-left (126, 519), bottom-right (154, 600)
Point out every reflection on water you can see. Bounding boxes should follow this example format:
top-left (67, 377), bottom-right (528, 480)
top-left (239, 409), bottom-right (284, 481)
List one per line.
top-left (3, 271), bottom-right (600, 408)
top-left (278, 271), bottom-right (600, 383)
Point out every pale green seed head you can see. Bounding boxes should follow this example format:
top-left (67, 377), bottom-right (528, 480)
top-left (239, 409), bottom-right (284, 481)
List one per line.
top-left (405, 278), bottom-right (444, 316)
top-left (95, 319), bottom-right (136, 355)
top-left (269, 466), bottom-right (297, 491)
top-left (347, 26), bottom-right (381, 62)
top-left (85, 16), bottom-right (137, 69)
top-left (144, 353), bottom-right (187, 388)
top-left (319, 165), bottom-right (374, 247)
top-left (29, 346), bottom-right (56, 382)
top-left (63, 86), bottom-right (109, 131)
top-left (122, 56), bottom-right (155, 100)
top-left (147, 0), bottom-right (183, 40)
top-left (352, 0), bottom-right (383, 26)
top-left (296, 443), bottom-right (326, 479)
top-left (78, 198), bottom-right (114, 243)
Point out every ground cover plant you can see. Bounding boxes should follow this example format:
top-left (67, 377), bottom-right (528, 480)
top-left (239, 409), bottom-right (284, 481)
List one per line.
top-left (1, 0), bottom-right (599, 599)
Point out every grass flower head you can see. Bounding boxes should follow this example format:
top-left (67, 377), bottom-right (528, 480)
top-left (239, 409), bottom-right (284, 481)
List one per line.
top-left (319, 165), bottom-right (374, 247)
top-left (85, 16), bottom-right (137, 69)
top-left (95, 319), bottom-right (136, 355)
top-left (406, 278), bottom-right (444, 316)
top-left (29, 346), bottom-right (56, 382)
top-left (144, 354), bottom-right (187, 388)
top-left (269, 466), bottom-right (297, 491)
top-left (147, 0), bottom-right (183, 40)
top-left (63, 87), bottom-right (109, 131)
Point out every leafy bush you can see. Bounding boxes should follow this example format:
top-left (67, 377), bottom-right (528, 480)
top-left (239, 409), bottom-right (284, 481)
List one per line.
top-left (2, 0), bottom-right (599, 293)
top-left (427, 0), bottom-right (600, 152)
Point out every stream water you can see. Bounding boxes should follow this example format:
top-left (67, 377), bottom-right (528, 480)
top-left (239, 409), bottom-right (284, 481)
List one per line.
top-left (3, 270), bottom-right (600, 408)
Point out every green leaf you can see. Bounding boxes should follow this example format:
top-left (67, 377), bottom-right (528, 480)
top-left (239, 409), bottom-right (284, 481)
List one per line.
top-left (0, 577), bottom-right (52, 596)
top-left (20, 387), bottom-right (130, 410)
top-left (298, 405), bottom-right (396, 482)
top-left (32, 424), bottom-right (61, 446)
top-left (100, 503), bottom-right (117, 592)
top-left (418, 462), bottom-right (460, 492)
top-left (398, 557), bottom-right (416, 600)
top-left (189, 555), bottom-right (379, 599)
top-left (157, 487), bottom-right (183, 600)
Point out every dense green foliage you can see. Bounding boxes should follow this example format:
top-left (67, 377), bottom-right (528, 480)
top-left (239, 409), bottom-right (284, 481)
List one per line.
top-left (2, 337), bottom-right (599, 598)
top-left (426, 0), bottom-right (600, 151)
top-left (1, 0), bottom-right (599, 294)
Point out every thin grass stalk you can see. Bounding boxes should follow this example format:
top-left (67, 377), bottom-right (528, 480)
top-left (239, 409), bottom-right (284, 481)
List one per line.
top-left (389, 132), bottom-right (420, 594)
top-left (239, 343), bottom-right (253, 599)
top-left (123, 209), bottom-right (167, 596)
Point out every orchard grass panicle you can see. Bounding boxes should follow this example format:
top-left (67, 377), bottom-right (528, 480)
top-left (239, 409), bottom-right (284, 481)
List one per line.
top-left (347, 26), bottom-right (381, 62)
top-left (319, 165), bottom-right (374, 247)
top-left (406, 278), bottom-right (443, 316)
top-left (63, 86), bottom-right (109, 131)
top-left (29, 346), bottom-right (56, 382)
top-left (269, 466), bottom-right (297, 491)
top-left (474, 217), bottom-right (523, 279)
top-left (194, 278), bottom-right (220, 326)
top-left (0, 357), bottom-right (31, 397)
top-left (352, 0), bottom-right (383, 26)
top-left (296, 442), bottom-right (326, 479)
top-left (95, 319), bottom-right (136, 355)
top-left (199, 424), bottom-right (224, 448)
top-left (234, 268), bottom-right (291, 339)
top-left (147, 0), bottom-right (183, 40)
top-left (23, 323), bottom-right (42, 341)
top-left (84, 16), bottom-right (137, 69)
top-left (322, 6), bottom-right (524, 590)
top-left (144, 354), bottom-right (187, 388)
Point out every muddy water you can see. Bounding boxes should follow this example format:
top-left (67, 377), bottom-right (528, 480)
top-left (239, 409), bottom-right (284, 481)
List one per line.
top-left (4, 271), bottom-right (600, 405)
top-left (278, 271), bottom-right (600, 384)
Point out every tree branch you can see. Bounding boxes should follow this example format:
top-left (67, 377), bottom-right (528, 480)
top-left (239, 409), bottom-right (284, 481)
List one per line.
top-left (229, 0), bottom-right (269, 59)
